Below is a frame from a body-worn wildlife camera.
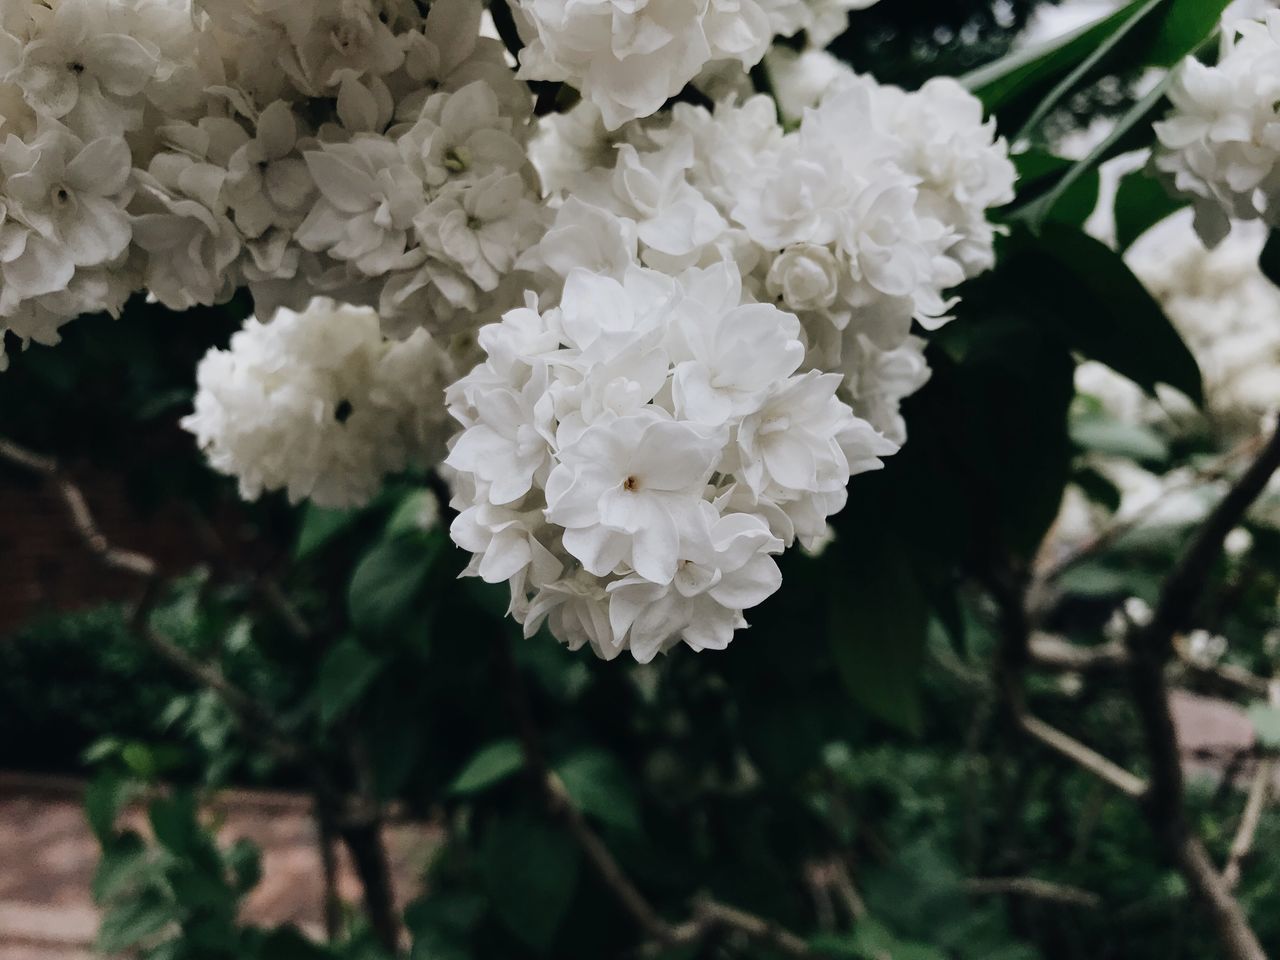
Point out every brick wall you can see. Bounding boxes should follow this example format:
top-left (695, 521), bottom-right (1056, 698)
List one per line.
top-left (0, 467), bottom-right (211, 636)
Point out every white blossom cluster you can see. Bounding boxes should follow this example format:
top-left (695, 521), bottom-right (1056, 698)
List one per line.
top-left (445, 259), bottom-right (898, 662)
top-left (183, 297), bottom-right (458, 508)
top-left (524, 73), bottom-right (1015, 443)
top-left (1153, 10), bottom-right (1280, 247)
top-left (510, 0), bottom-right (882, 129)
top-left (444, 70), bottom-right (1013, 659)
top-left (0, 0), bottom-right (543, 368)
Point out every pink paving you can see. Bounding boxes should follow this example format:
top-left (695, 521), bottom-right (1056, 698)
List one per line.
top-left (0, 772), bottom-right (440, 957)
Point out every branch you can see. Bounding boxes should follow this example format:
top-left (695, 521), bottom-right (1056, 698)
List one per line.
top-left (964, 877), bottom-right (1101, 909)
top-left (1223, 680), bottom-right (1279, 891)
top-left (1120, 425), bottom-right (1280, 960)
top-left (1017, 712), bottom-right (1147, 798)
top-left (493, 631), bottom-right (815, 955)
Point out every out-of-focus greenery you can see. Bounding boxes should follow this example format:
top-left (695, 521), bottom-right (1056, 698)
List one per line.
top-left (3, 1), bottom-right (1279, 959)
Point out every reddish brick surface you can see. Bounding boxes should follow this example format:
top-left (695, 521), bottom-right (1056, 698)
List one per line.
top-left (0, 774), bottom-right (438, 953)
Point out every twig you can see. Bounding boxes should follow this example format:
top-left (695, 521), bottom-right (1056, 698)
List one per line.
top-left (493, 630), bottom-right (815, 955)
top-left (964, 877), bottom-right (1101, 909)
top-left (1121, 425), bottom-right (1280, 960)
top-left (1223, 680), bottom-right (1279, 890)
top-left (1017, 712), bottom-right (1147, 798)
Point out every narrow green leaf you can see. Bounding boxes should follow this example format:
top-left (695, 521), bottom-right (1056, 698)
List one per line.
top-left (149, 791), bottom-right (201, 857)
top-left (317, 638), bottom-right (384, 726)
top-left (449, 739), bottom-right (525, 794)
top-left (85, 774), bottom-right (131, 842)
top-left (96, 896), bottom-right (173, 953)
top-left (1146, 0), bottom-right (1231, 66)
top-left (964, 0), bottom-right (1150, 113)
top-left (1014, 0), bottom-right (1163, 143)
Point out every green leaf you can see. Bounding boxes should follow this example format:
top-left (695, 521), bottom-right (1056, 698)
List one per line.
top-left (1114, 170), bottom-right (1186, 250)
top-left (828, 536), bottom-right (930, 735)
top-left (386, 489), bottom-right (441, 538)
top-left (555, 749), bottom-right (641, 832)
top-left (481, 814), bottom-right (580, 953)
top-left (149, 791), bottom-right (201, 857)
top-left (317, 638), bottom-right (385, 726)
top-left (1013, 0), bottom-right (1163, 143)
top-left (449, 739), bottom-right (525, 795)
top-left (92, 834), bottom-right (150, 902)
top-left (1021, 224), bottom-right (1203, 404)
top-left (1070, 412), bottom-right (1170, 463)
top-left (964, 0), bottom-right (1149, 116)
top-left (1017, 71), bottom-right (1174, 231)
top-left (294, 503), bottom-right (359, 559)
top-left (347, 533), bottom-right (439, 639)
top-left (1248, 703), bottom-right (1280, 749)
top-left (85, 774), bottom-right (132, 842)
top-left (1259, 230), bottom-right (1280, 289)
top-left (1146, 0), bottom-right (1231, 66)
top-left (97, 895), bottom-right (174, 953)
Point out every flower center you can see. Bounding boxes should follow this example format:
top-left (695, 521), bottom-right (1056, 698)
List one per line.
top-left (51, 186), bottom-right (72, 208)
top-left (68, 61), bottom-right (85, 75)
top-left (443, 146), bottom-right (470, 173)
top-left (623, 475), bottom-right (640, 492)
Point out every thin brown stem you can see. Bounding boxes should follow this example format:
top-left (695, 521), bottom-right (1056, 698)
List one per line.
top-left (964, 877), bottom-right (1101, 909)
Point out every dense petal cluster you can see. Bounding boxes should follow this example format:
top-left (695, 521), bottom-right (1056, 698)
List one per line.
top-left (0, 0), bottom-right (543, 368)
top-left (525, 73), bottom-right (1014, 442)
top-left (1153, 11), bottom-right (1280, 246)
top-left (511, 0), bottom-right (881, 129)
top-left (445, 260), bottom-right (896, 661)
top-left (183, 297), bottom-right (458, 508)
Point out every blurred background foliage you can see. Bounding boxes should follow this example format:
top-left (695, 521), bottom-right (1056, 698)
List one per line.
top-left (3, 0), bottom-right (1280, 958)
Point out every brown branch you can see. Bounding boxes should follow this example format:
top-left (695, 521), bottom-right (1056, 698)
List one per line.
top-left (1223, 680), bottom-right (1279, 891)
top-left (1017, 712), bottom-right (1147, 798)
top-left (493, 630), bottom-right (815, 956)
top-left (0, 437), bottom-right (410, 952)
top-left (964, 877), bottom-right (1101, 909)
top-left (1120, 425), bottom-right (1280, 960)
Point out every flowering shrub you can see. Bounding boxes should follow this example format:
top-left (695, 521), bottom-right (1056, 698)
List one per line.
top-left (6, 2), bottom-right (1280, 958)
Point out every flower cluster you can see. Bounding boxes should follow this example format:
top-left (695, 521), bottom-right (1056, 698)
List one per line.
top-left (445, 69), bottom-right (1013, 659)
top-left (510, 0), bottom-right (882, 129)
top-left (0, 0), bottom-right (543, 368)
top-left (1153, 10), bottom-right (1280, 247)
top-left (523, 72), bottom-right (1014, 443)
top-left (183, 297), bottom-right (458, 508)
top-left (445, 259), bottom-right (896, 661)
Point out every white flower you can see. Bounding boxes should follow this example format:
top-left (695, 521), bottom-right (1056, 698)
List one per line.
top-left (183, 297), bottom-right (456, 508)
top-left (607, 505), bottom-right (783, 662)
top-left (511, 0), bottom-right (772, 129)
top-left (1153, 12), bottom-right (1280, 246)
top-left (9, 0), bottom-right (159, 139)
top-left (766, 243), bottom-right (841, 311)
top-left (545, 411), bottom-right (724, 584)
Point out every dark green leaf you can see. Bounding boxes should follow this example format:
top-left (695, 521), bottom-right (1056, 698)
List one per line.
top-left (97, 895), bottom-right (174, 953)
top-left (481, 814), bottom-right (580, 953)
top-left (1023, 224), bottom-right (1203, 404)
top-left (1259, 230), bottom-right (1280, 289)
top-left (295, 504), bottom-right (360, 560)
top-left (1114, 170), bottom-right (1186, 250)
top-left (448, 739), bottom-right (525, 795)
top-left (85, 774), bottom-right (131, 842)
top-left (149, 791), bottom-right (201, 857)
top-left (347, 533), bottom-right (440, 639)
top-left (555, 749), bottom-right (641, 832)
top-left (828, 536), bottom-right (930, 735)
top-left (92, 834), bottom-right (150, 902)
top-left (1146, 0), bottom-right (1231, 66)
top-left (317, 639), bottom-right (384, 726)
